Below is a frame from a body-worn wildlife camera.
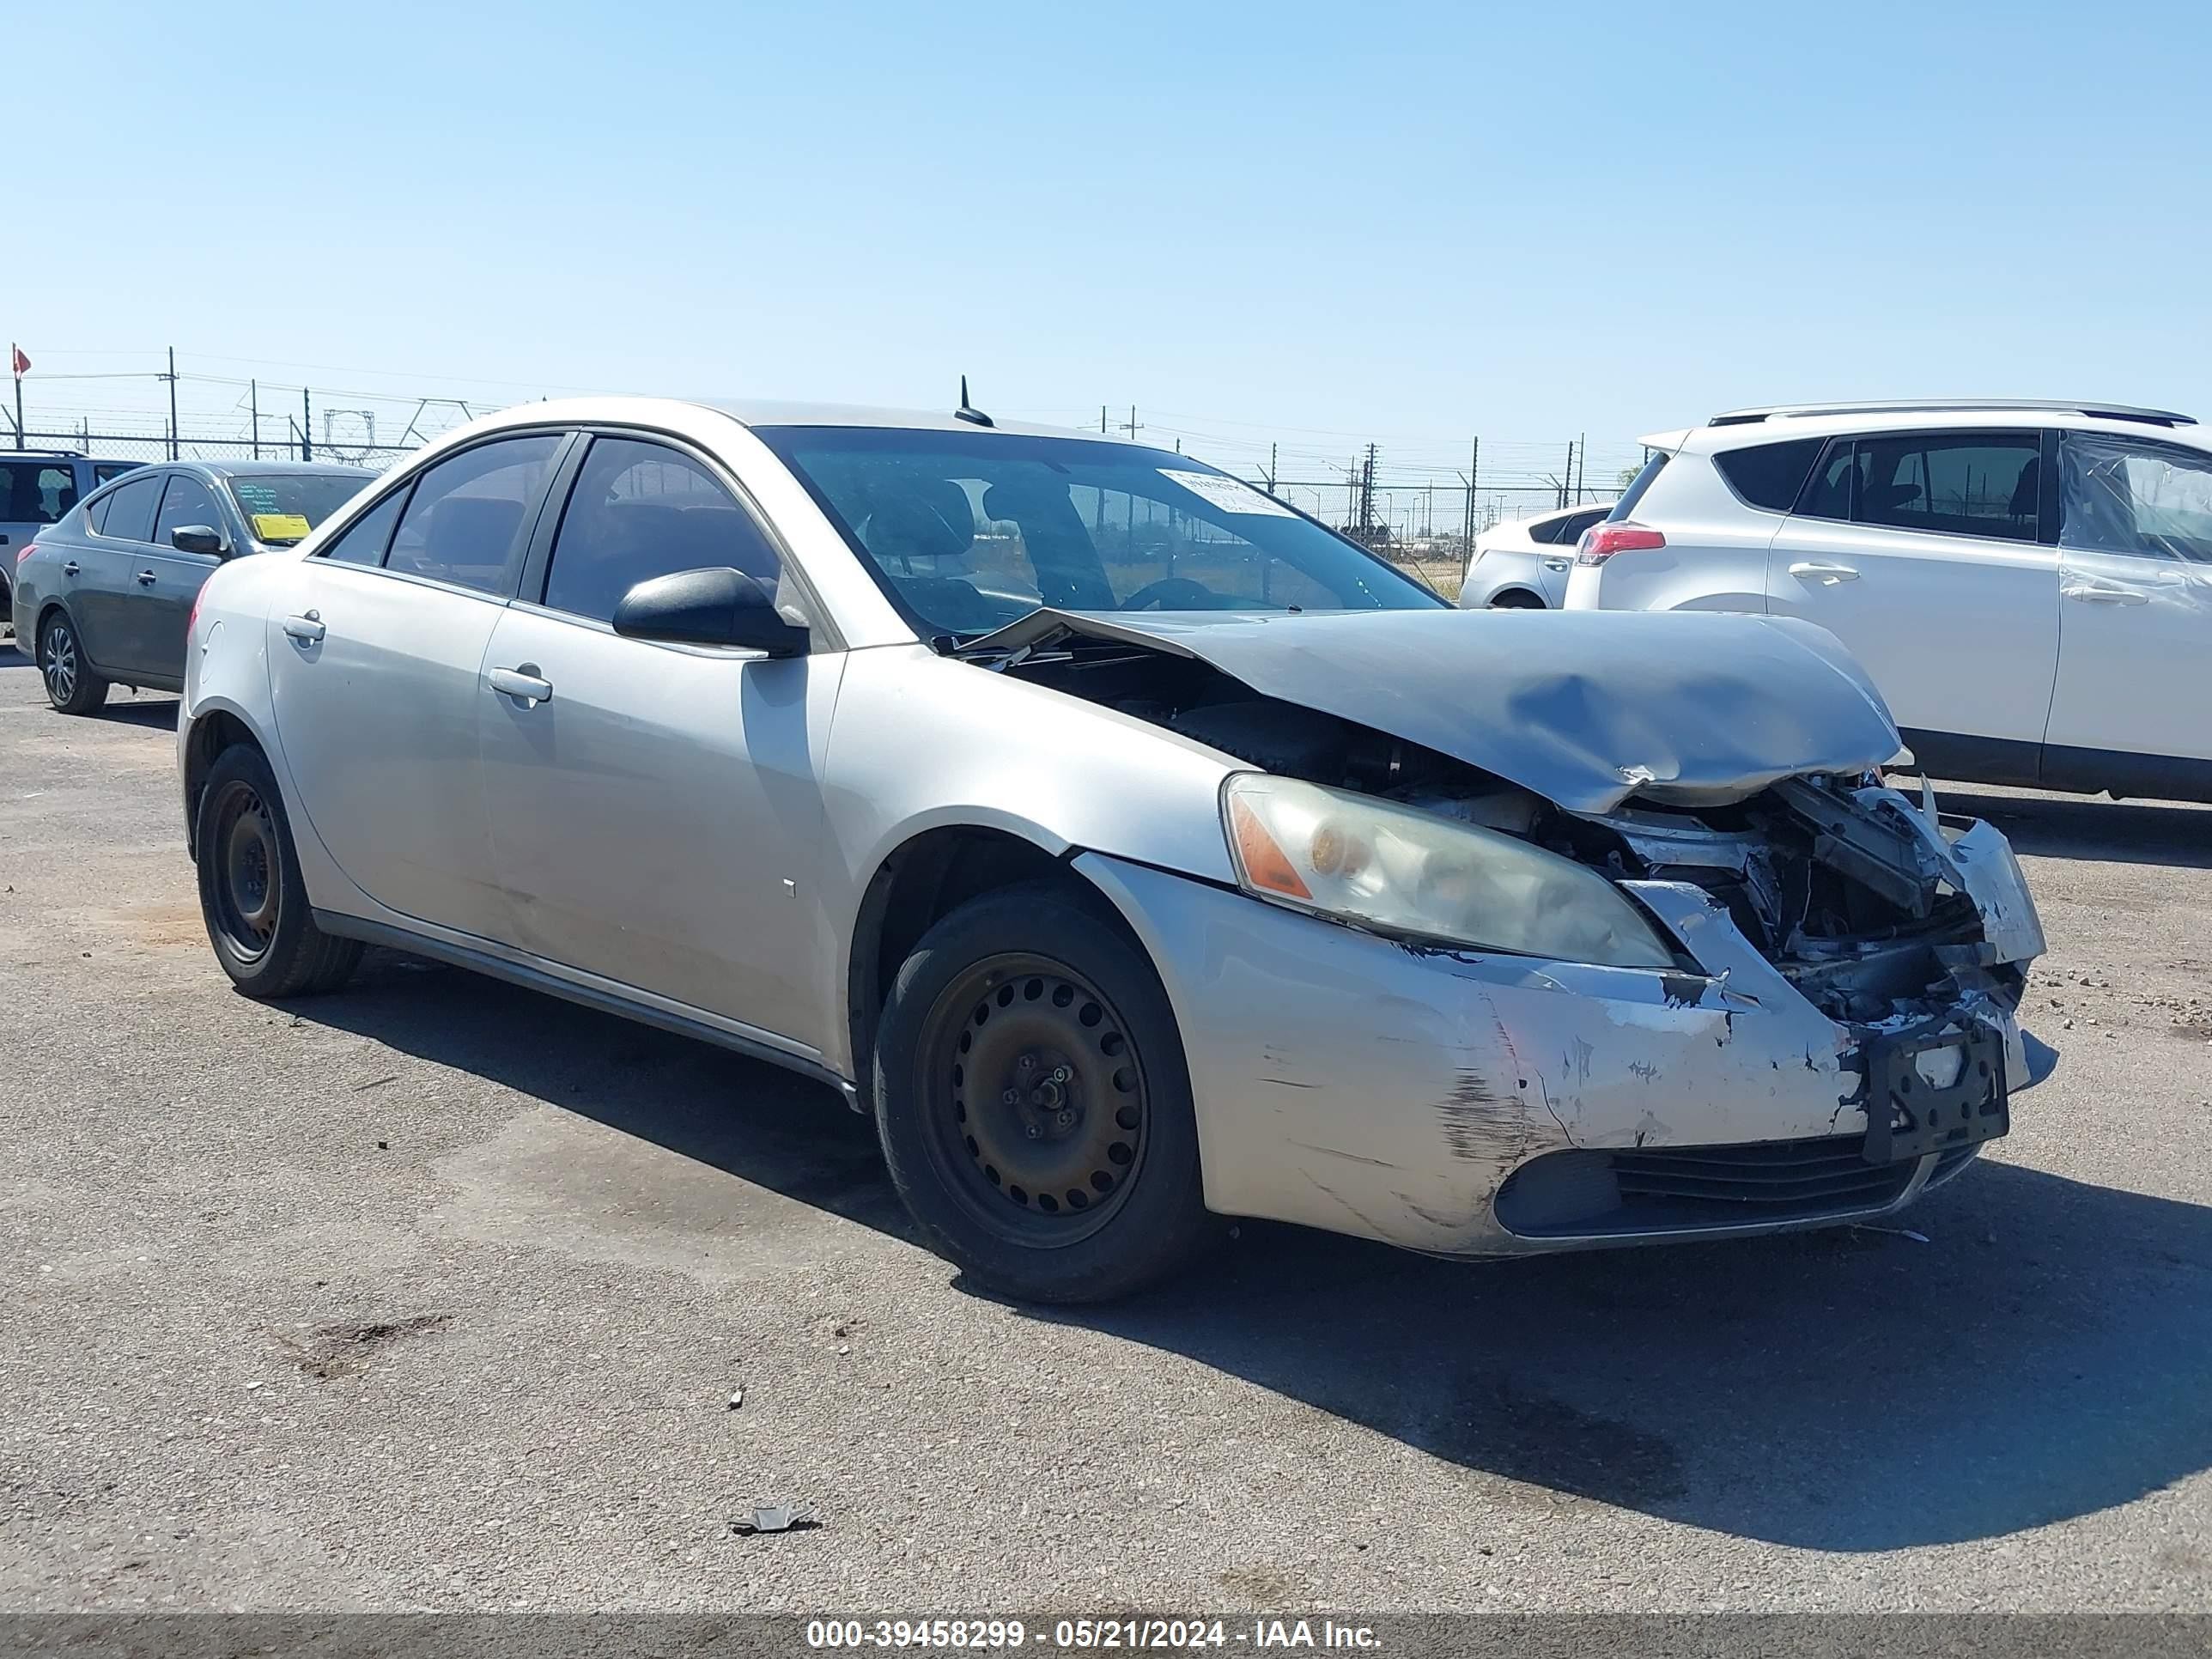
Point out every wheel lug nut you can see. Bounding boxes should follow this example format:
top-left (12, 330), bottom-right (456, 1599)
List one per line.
top-left (1025, 1124), bottom-right (1042, 1140)
top-left (1052, 1066), bottom-right (1070, 1084)
top-left (1001, 1089), bottom-right (1018, 1106)
top-left (1055, 1109), bottom-right (1073, 1128)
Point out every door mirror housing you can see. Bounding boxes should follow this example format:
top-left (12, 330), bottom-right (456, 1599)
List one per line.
top-left (611, 566), bottom-right (810, 657)
top-left (170, 524), bottom-right (227, 556)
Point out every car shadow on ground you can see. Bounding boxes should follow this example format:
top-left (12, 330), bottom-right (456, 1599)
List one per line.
top-left (298, 950), bottom-right (2212, 1555)
top-left (95, 696), bottom-right (181, 728)
top-left (1934, 785), bottom-right (2212, 871)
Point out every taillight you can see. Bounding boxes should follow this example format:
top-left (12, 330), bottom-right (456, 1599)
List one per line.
top-left (1575, 521), bottom-right (1666, 566)
top-left (15, 542), bottom-right (34, 567)
top-left (187, 585), bottom-right (206, 638)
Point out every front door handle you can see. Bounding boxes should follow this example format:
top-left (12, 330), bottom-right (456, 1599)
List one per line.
top-left (1789, 561), bottom-right (1861, 584)
top-left (135, 568), bottom-right (157, 586)
top-left (61, 560), bottom-right (79, 577)
top-left (283, 610), bottom-right (326, 643)
top-left (488, 665), bottom-right (553, 705)
top-left (2061, 581), bottom-right (2149, 606)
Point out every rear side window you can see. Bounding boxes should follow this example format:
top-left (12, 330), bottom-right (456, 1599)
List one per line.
top-left (93, 461), bottom-right (142, 485)
top-left (1, 460), bottom-right (79, 526)
top-left (541, 437), bottom-right (782, 624)
top-left (1714, 438), bottom-right (1823, 512)
top-left (385, 435), bottom-right (563, 595)
top-left (1606, 453), bottom-right (1668, 520)
top-left (319, 489), bottom-right (408, 567)
top-left (95, 473), bottom-right (162, 543)
top-left (1851, 432), bottom-right (2041, 542)
top-left (154, 475), bottom-right (225, 547)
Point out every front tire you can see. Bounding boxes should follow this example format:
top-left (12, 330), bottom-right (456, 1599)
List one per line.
top-left (872, 884), bottom-right (1210, 1304)
top-left (194, 744), bottom-right (362, 998)
top-left (37, 610), bottom-right (109, 714)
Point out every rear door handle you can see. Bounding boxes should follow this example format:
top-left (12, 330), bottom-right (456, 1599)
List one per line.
top-left (1542, 557), bottom-right (1572, 572)
top-left (283, 610), bottom-right (326, 643)
top-left (2061, 581), bottom-right (2149, 606)
top-left (135, 568), bottom-right (157, 586)
top-left (61, 560), bottom-right (79, 577)
top-left (488, 665), bottom-right (553, 705)
top-left (1789, 561), bottom-right (1860, 583)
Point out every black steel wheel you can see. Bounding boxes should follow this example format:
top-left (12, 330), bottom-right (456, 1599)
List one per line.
top-left (873, 883), bottom-right (1209, 1303)
top-left (921, 954), bottom-right (1151, 1246)
top-left (193, 744), bottom-right (362, 998)
top-left (206, 777), bottom-right (281, 963)
top-left (37, 610), bottom-right (108, 715)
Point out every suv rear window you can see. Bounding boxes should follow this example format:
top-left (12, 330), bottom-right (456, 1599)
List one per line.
top-left (1714, 438), bottom-right (1823, 512)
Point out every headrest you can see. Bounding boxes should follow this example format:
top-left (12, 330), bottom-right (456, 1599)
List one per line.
top-left (862, 478), bottom-right (975, 564)
top-left (429, 494), bottom-right (525, 560)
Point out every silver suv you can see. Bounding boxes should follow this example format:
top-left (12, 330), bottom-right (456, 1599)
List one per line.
top-left (2, 452), bottom-right (143, 633)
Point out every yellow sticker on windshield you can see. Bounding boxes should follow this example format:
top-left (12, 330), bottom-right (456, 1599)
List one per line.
top-left (252, 513), bottom-right (312, 543)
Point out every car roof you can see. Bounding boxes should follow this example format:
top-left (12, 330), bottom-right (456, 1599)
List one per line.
top-left (711, 398), bottom-right (1097, 439)
top-left (1711, 398), bottom-right (2193, 427)
top-left (176, 459), bottom-right (376, 479)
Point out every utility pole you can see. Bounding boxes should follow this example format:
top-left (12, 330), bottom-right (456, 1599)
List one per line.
top-left (1358, 443), bottom-right (1378, 544)
top-left (1099, 404), bottom-right (1108, 434)
top-left (1561, 441), bottom-right (1574, 509)
top-left (250, 380), bottom-right (260, 459)
top-left (1265, 441), bottom-right (1278, 496)
top-left (302, 386), bottom-right (313, 461)
top-left (1464, 437), bottom-right (1479, 556)
top-left (1576, 431), bottom-right (1587, 503)
top-left (1121, 405), bottom-right (1140, 441)
top-left (164, 346), bottom-right (179, 459)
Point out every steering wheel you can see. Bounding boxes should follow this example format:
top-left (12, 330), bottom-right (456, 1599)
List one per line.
top-left (1118, 576), bottom-right (1215, 611)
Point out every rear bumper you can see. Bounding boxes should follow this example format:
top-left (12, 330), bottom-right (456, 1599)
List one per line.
top-left (1073, 852), bottom-right (2046, 1258)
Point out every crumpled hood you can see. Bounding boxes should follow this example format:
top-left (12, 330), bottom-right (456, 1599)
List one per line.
top-left (983, 606), bottom-right (1904, 814)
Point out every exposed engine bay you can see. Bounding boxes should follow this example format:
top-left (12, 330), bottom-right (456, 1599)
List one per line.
top-left (997, 633), bottom-right (2025, 1026)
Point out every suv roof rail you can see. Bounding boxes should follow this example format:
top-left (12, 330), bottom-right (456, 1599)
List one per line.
top-left (1708, 398), bottom-right (2197, 429)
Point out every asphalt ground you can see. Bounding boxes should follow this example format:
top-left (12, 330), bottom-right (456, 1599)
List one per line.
top-left (2, 655), bottom-right (2209, 1614)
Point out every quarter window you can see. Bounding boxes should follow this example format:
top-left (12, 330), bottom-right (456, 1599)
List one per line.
top-left (1714, 438), bottom-right (1824, 513)
top-left (541, 437), bottom-right (783, 623)
top-left (2059, 432), bottom-right (2212, 564)
top-left (95, 473), bottom-right (163, 543)
top-left (318, 489), bottom-right (408, 566)
top-left (384, 434), bottom-right (563, 595)
top-left (1, 460), bottom-right (79, 526)
top-left (154, 475), bottom-right (225, 548)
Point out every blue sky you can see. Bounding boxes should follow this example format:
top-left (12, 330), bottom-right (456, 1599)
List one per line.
top-left (12, 0), bottom-right (2212, 495)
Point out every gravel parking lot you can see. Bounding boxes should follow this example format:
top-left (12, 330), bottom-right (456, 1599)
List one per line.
top-left (3, 655), bottom-right (2209, 1614)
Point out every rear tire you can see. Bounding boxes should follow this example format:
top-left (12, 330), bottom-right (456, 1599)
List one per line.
top-left (194, 744), bottom-right (362, 998)
top-left (872, 883), bottom-right (1210, 1304)
top-left (36, 610), bottom-right (109, 714)
top-left (1489, 590), bottom-right (1546, 609)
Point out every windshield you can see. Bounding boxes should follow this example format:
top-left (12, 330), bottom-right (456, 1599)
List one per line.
top-left (753, 427), bottom-right (1443, 637)
top-left (227, 473), bottom-right (373, 545)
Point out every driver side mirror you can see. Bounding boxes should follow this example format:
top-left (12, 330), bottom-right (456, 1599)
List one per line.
top-left (611, 566), bottom-right (810, 658)
top-left (170, 524), bottom-right (227, 556)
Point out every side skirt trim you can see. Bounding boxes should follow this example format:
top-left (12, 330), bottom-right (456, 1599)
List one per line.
top-left (311, 909), bottom-right (862, 1109)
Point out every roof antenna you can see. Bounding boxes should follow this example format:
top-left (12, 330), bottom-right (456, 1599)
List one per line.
top-left (954, 374), bottom-right (995, 428)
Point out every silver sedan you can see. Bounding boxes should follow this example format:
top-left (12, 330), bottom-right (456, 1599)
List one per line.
top-left (178, 397), bottom-right (2054, 1301)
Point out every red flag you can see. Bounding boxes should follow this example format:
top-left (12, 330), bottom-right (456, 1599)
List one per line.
top-left (9, 344), bottom-right (26, 377)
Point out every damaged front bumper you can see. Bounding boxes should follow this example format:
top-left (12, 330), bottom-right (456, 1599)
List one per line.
top-left (1073, 821), bottom-right (2052, 1258)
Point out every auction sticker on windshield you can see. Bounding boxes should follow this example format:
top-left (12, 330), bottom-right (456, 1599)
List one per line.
top-left (251, 514), bottom-right (313, 543)
top-left (1162, 469), bottom-right (1297, 518)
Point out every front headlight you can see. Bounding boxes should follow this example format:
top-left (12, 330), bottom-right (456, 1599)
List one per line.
top-left (1221, 774), bottom-right (1677, 969)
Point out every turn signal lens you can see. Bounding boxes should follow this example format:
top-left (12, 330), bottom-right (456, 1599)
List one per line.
top-left (1230, 796), bottom-right (1311, 899)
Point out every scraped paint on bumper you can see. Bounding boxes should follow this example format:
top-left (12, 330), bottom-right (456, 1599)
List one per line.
top-left (1073, 851), bottom-right (2045, 1258)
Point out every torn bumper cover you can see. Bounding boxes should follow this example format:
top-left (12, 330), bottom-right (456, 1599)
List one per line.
top-left (1073, 817), bottom-right (2053, 1258)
